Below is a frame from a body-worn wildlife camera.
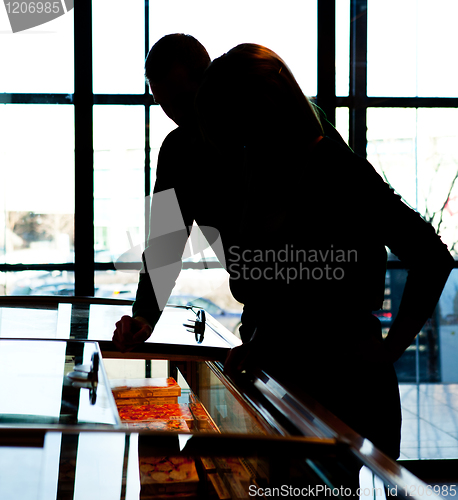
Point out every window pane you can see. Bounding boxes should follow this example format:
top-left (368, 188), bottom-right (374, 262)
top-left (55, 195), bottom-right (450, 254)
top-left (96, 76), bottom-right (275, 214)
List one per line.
top-left (94, 271), bottom-right (138, 300)
top-left (93, 106), bottom-right (145, 263)
top-left (368, 108), bottom-right (458, 256)
top-left (0, 105), bottom-right (75, 266)
top-left (0, 11), bottom-right (74, 93)
top-left (149, 0), bottom-right (317, 96)
top-left (368, 0), bottom-right (458, 97)
top-left (416, 108), bottom-right (458, 254)
top-left (399, 268), bottom-right (458, 459)
top-left (92, 0), bottom-right (145, 94)
top-left (367, 108), bottom-right (418, 210)
top-left (335, 107), bottom-right (349, 145)
top-left (336, 0), bottom-right (350, 97)
top-left (377, 268), bottom-right (458, 460)
top-left (5, 271), bottom-right (75, 296)
top-left (380, 269), bottom-right (443, 385)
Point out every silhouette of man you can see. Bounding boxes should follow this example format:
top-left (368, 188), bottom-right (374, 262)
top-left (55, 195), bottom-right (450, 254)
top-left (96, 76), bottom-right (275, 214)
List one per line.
top-left (112, 34), bottom-right (211, 351)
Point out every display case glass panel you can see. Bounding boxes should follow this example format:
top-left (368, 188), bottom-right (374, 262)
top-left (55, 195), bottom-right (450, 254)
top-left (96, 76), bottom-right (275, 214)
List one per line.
top-left (0, 339), bottom-right (119, 428)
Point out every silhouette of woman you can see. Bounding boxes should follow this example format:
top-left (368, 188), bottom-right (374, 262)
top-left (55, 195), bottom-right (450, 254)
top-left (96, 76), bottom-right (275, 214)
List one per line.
top-left (195, 43), bottom-right (454, 461)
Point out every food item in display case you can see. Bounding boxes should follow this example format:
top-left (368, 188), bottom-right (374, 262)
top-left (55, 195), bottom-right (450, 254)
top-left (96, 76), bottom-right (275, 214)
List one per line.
top-left (139, 456), bottom-right (199, 496)
top-left (126, 419), bottom-right (190, 432)
top-left (118, 403), bottom-right (192, 423)
top-left (188, 401), bottom-right (219, 433)
top-left (115, 397), bottom-right (179, 406)
top-left (112, 377), bottom-right (220, 434)
top-left (111, 377), bottom-right (181, 400)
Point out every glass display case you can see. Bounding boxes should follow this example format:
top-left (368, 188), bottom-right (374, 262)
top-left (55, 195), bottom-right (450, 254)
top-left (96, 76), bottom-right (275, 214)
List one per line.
top-left (0, 297), bottom-right (445, 499)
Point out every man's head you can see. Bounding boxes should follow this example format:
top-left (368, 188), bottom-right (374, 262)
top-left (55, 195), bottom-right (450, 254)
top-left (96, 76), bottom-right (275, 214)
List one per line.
top-left (145, 34), bottom-right (211, 127)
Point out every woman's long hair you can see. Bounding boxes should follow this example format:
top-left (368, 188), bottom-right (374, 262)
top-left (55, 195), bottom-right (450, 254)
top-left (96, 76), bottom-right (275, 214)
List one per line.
top-left (196, 43), bottom-right (324, 149)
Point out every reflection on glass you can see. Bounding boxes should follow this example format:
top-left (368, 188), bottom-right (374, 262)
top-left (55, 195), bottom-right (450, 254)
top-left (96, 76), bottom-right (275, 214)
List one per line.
top-left (0, 105), bottom-right (75, 267)
top-left (135, 434), bottom-right (367, 498)
top-left (368, 0), bottom-right (458, 97)
top-left (149, 0), bottom-right (317, 96)
top-left (93, 106), bottom-right (145, 262)
top-left (194, 362), bottom-right (267, 435)
top-left (92, 0), bottom-right (145, 94)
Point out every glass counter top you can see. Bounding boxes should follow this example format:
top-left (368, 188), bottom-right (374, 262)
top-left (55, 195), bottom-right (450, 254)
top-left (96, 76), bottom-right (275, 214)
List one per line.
top-left (0, 299), bottom-right (241, 360)
top-left (0, 339), bottom-right (119, 429)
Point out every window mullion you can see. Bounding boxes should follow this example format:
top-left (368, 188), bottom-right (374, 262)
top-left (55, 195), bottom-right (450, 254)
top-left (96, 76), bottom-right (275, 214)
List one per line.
top-left (74, 0), bottom-right (94, 296)
top-left (317, 0), bottom-right (336, 126)
top-left (349, 0), bottom-right (367, 157)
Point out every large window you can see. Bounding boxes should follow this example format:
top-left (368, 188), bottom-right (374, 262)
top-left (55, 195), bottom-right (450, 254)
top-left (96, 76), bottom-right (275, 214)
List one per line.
top-left (0, 0), bottom-right (318, 305)
top-left (1, 0), bottom-right (458, 461)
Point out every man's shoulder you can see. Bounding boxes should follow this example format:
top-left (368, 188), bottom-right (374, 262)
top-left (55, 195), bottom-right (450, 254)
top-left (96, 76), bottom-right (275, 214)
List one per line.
top-left (155, 125), bottom-right (203, 192)
top-left (161, 125), bottom-right (199, 149)
top-left (160, 126), bottom-right (183, 150)
top-left (158, 125), bottom-right (204, 172)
